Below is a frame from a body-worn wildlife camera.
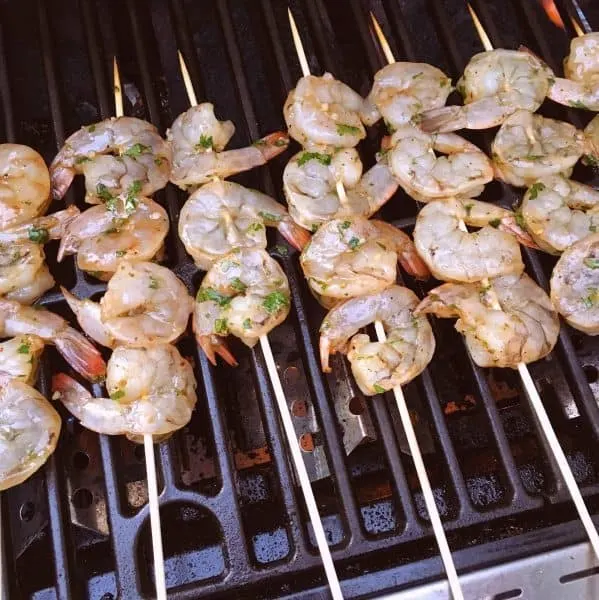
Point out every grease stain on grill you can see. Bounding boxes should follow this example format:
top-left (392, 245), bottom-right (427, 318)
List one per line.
top-left (252, 528), bottom-right (290, 564)
top-left (360, 501), bottom-right (397, 535)
top-left (466, 474), bottom-right (506, 509)
top-left (414, 487), bottom-right (449, 521)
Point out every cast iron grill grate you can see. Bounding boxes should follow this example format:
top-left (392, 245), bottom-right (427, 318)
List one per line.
top-left (1, 0), bottom-right (599, 598)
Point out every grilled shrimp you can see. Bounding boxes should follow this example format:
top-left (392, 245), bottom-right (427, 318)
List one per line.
top-left (284, 73), bottom-right (366, 148)
top-left (300, 217), bottom-right (429, 308)
top-left (547, 33), bottom-right (599, 111)
top-left (98, 261), bottom-right (193, 347)
top-left (193, 248), bottom-right (290, 365)
top-left (58, 197), bottom-right (169, 278)
top-left (417, 273), bottom-right (559, 368)
top-left (520, 176), bottom-right (599, 254)
top-left (178, 179), bottom-right (310, 270)
top-left (52, 344), bottom-right (197, 440)
top-left (584, 115), bottom-right (599, 168)
top-left (319, 285), bottom-right (435, 395)
top-left (0, 380), bottom-right (61, 491)
top-left (49, 117), bottom-right (171, 202)
top-left (388, 124), bottom-right (493, 202)
top-left (491, 110), bottom-right (585, 187)
top-left (420, 50), bottom-right (553, 132)
top-left (168, 103), bottom-right (289, 189)
top-left (414, 198), bottom-right (536, 282)
top-left (0, 299), bottom-right (106, 382)
top-left (550, 233), bottom-right (599, 334)
top-left (0, 144), bottom-right (51, 230)
top-left (0, 335), bottom-right (44, 387)
top-left (283, 148), bottom-right (399, 232)
top-left (361, 62), bottom-right (452, 129)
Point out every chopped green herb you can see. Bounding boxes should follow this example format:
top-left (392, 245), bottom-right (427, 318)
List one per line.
top-left (311, 223), bottom-right (319, 233)
top-left (524, 154), bottom-right (544, 161)
top-left (440, 78), bottom-right (450, 87)
top-left (230, 277), bottom-right (247, 293)
top-left (124, 180), bottom-right (142, 214)
top-left (583, 287), bottom-right (599, 308)
top-left (87, 124), bottom-right (96, 133)
top-left (110, 389), bottom-right (125, 401)
top-left (336, 123), bottom-right (361, 136)
top-left (297, 151), bottom-right (332, 167)
top-left (243, 318), bottom-right (252, 330)
top-left (28, 226), bottom-right (49, 244)
top-left (75, 156), bottom-right (91, 164)
top-left (154, 156), bottom-right (165, 166)
top-left (252, 138), bottom-right (267, 147)
top-left (348, 236), bottom-right (362, 250)
top-left (149, 276), bottom-right (160, 289)
top-left (515, 211), bottom-right (526, 230)
top-left (263, 291), bottom-right (289, 314)
top-left (96, 183), bottom-right (115, 204)
top-left (215, 318), bottom-right (228, 334)
top-left (340, 220), bottom-right (351, 230)
top-left (196, 287), bottom-right (232, 307)
top-left (591, 224), bottom-right (598, 233)
top-left (464, 202), bottom-right (474, 216)
top-left (247, 222), bottom-right (264, 233)
top-left (569, 100), bottom-right (589, 110)
top-left (124, 143), bottom-right (150, 158)
top-left (456, 82), bottom-right (466, 99)
top-left (373, 384), bottom-right (385, 394)
top-left (115, 249), bottom-right (126, 257)
top-left (583, 153), bottom-right (599, 168)
top-left (273, 244), bottom-right (289, 256)
top-left (196, 134), bottom-right (214, 150)
top-left (17, 343), bottom-right (30, 354)
top-left (489, 218), bottom-right (501, 228)
top-left (528, 182), bottom-right (545, 200)
top-left (383, 119), bottom-right (396, 134)
top-left (258, 211), bottom-right (282, 223)
top-left (274, 137), bottom-right (288, 147)
top-left (584, 258), bottom-right (599, 269)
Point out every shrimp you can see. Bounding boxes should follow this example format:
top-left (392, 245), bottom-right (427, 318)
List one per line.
top-left (583, 115), bottom-right (599, 168)
top-left (52, 344), bottom-right (197, 439)
top-left (168, 103), bottom-right (289, 189)
top-left (416, 273), bottom-right (559, 368)
top-left (520, 176), bottom-right (599, 254)
top-left (193, 249), bottom-right (290, 365)
top-left (0, 380), bottom-right (61, 491)
top-left (0, 335), bottom-right (44, 387)
top-left (58, 197), bottom-right (169, 278)
top-left (413, 198), bottom-right (537, 282)
top-left (547, 33), bottom-right (599, 111)
top-left (319, 285), bottom-right (435, 395)
top-left (0, 144), bottom-right (51, 230)
top-left (300, 217), bottom-right (430, 308)
top-left (388, 124), bottom-right (493, 202)
top-left (283, 148), bottom-right (399, 232)
top-left (491, 110), bottom-right (585, 187)
top-left (49, 117), bottom-right (171, 203)
top-left (98, 261), bottom-right (193, 347)
top-left (360, 62), bottom-right (452, 129)
top-left (550, 233), bottom-right (599, 335)
top-left (0, 299), bottom-right (106, 382)
top-left (420, 50), bottom-right (553, 132)
top-left (178, 179), bottom-right (310, 270)
top-left (284, 73), bottom-right (366, 148)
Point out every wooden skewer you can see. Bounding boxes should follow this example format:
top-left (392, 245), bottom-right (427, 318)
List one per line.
top-left (462, 5), bottom-right (599, 561)
top-left (113, 57), bottom-right (168, 600)
top-left (177, 50), bottom-right (344, 600)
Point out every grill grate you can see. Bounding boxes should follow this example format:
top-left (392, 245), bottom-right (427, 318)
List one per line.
top-left (2, 0), bottom-right (599, 598)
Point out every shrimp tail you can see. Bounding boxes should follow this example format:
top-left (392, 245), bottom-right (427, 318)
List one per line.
top-left (54, 328), bottom-right (107, 382)
top-left (419, 105), bottom-right (464, 133)
top-left (255, 131), bottom-right (290, 161)
top-left (52, 372), bottom-right (91, 403)
top-left (399, 250), bottom-right (431, 281)
top-left (277, 219), bottom-right (311, 252)
top-left (197, 334), bottom-right (238, 367)
top-left (319, 335), bottom-right (332, 373)
top-left (49, 164), bottom-right (74, 201)
top-left (499, 216), bottom-right (540, 250)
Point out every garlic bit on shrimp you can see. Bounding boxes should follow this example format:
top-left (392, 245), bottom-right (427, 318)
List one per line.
top-left (52, 344), bottom-right (197, 441)
top-left (414, 198), bottom-right (537, 283)
top-left (320, 285), bottom-right (435, 395)
top-left (420, 49), bottom-right (553, 132)
top-left (300, 216), bottom-right (430, 308)
top-left (178, 179), bottom-right (310, 270)
top-left (551, 233), bottom-right (599, 335)
top-left (491, 110), bottom-right (585, 187)
top-left (168, 103), bottom-right (289, 189)
top-left (193, 248), bottom-right (291, 366)
top-left (416, 273), bottom-right (559, 368)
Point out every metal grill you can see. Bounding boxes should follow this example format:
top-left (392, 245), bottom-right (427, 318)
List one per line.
top-left (2, 0), bottom-right (599, 598)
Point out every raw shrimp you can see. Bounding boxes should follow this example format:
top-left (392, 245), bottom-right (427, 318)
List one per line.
top-left (520, 176), bottom-right (599, 254)
top-left (413, 198), bottom-right (536, 282)
top-left (58, 197), bottom-right (169, 278)
top-left (0, 335), bottom-right (44, 387)
top-left (49, 117), bottom-right (171, 202)
top-left (388, 124), bottom-right (493, 202)
top-left (168, 103), bottom-right (289, 189)
top-left (178, 179), bottom-right (310, 270)
top-left (0, 380), bottom-right (61, 491)
top-left (52, 344), bottom-right (197, 439)
top-left (491, 110), bottom-right (585, 187)
top-left (193, 248), bottom-right (290, 365)
top-left (0, 144), bottom-right (51, 230)
top-left (360, 62), bottom-right (452, 129)
top-left (547, 33), bottom-right (599, 111)
top-left (420, 50), bottom-right (553, 132)
top-left (416, 273), bottom-right (559, 368)
top-left (284, 73), bottom-right (366, 148)
top-left (319, 285), bottom-right (435, 395)
top-left (550, 232), bottom-right (599, 334)
top-left (283, 148), bottom-right (399, 232)
top-left (300, 217), bottom-right (430, 308)
top-left (0, 299), bottom-right (106, 382)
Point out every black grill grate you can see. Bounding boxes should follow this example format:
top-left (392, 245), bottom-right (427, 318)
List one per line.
top-left (2, 0), bottom-right (599, 598)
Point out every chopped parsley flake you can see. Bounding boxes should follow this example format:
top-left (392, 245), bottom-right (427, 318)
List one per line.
top-left (584, 257), bottom-right (599, 269)
top-left (110, 389), bottom-right (125, 401)
top-left (28, 226), bottom-right (49, 244)
top-left (583, 288), bottom-right (599, 308)
top-left (263, 291), bottom-right (289, 314)
top-left (336, 123), bottom-right (360, 136)
top-left (248, 222), bottom-right (264, 233)
top-left (464, 202), bottom-right (474, 216)
top-left (297, 151), bottom-right (332, 167)
top-left (488, 218), bottom-right (501, 228)
top-left (340, 220), bottom-right (351, 230)
top-left (154, 156), bottom-right (165, 166)
top-left (515, 211), bottom-right (526, 230)
top-left (373, 384), bottom-right (385, 394)
top-left (197, 287), bottom-right (232, 307)
top-left (215, 318), bottom-right (228, 334)
top-left (75, 156), bottom-right (91, 164)
top-left (17, 343), bottom-right (30, 354)
top-left (149, 276), bottom-right (160, 289)
top-left (274, 137), bottom-right (288, 147)
top-left (348, 236), bottom-right (362, 250)
top-left (528, 182), bottom-right (545, 200)
top-left (196, 134), bottom-right (214, 150)
top-left (583, 154), bottom-right (599, 169)
top-left (243, 318), bottom-right (252, 329)
top-left (96, 183), bottom-right (115, 204)
top-left (258, 211), bottom-right (282, 223)
top-left (569, 100), bottom-right (589, 110)
top-left (230, 277), bottom-right (246, 293)
top-left (87, 124), bottom-right (96, 133)
top-left (124, 143), bottom-right (150, 158)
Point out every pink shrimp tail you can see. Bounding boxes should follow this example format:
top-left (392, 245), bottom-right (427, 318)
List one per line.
top-left (54, 328), bottom-right (106, 382)
top-left (197, 334), bottom-right (238, 367)
top-left (52, 372), bottom-right (87, 398)
top-left (399, 251), bottom-right (431, 281)
top-left (419, 106), bottom-right (464, 133)
top-left (255, 131), bottom-right (290, 161)
top-left (277, 219), bottom-right (311, 252)
top-left (499, 217), bottom-right (540, 250)
top-left (49, 164), bottom-right (75, 201)
top-left (319, 335), bottom-right (332, 373)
